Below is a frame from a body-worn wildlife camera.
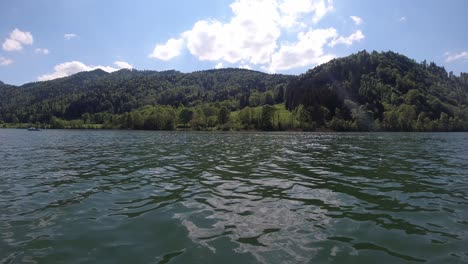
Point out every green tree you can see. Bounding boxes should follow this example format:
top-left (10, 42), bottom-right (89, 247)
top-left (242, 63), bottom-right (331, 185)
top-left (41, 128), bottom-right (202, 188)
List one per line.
top-left (50, 116), bottom-right (65, 129)
top-left (396, 104), bottom-right (417, 131)
top-left (125, 112), bottom-right (134, 129)
top-left (238, 107), bottom-right (252, 128)
top-left (81, 113), bottom-right (91, 124)
top-left (352, 105), bottom-right (374, 131)
top-left (11, 114), bottom-right (19, 124)
top-left (415, 112), bottom-right (427, 131)
top-left (179, 108), bottom-right (194, 126)
top-left (261, 105), bottom-right (276, 130)
top-left (218, 106), bottom-right (230, 124)
top-left (133, 112), bottom-right (144, 129)
top-left (190, 108), bottom-right (206, 130)
top-left (438, 112), bottom-right (449, 131)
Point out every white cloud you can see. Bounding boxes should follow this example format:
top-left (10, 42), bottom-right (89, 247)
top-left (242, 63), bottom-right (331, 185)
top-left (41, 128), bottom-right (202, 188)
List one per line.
top-left (329, 30), bottom-right (364, 47)
top-left (178, 0), bottom-right (281, 65)
top-left (309, 0), bottom-right (334, 23)
top-left (350, 16), bottom-right (363, 25)
top-left (239, 64), bottom-right (251, 70)
top-left (2, 28), bottom-right (33, 51)
top-left (399, 17), bottom-right (406, 22)
top-left (35, 48), bottom-right (49, 55)
top-left (215, 62), bottom-right (224, 69)
top-left (38, 60), bottom-right (133, 81)
top-left (38, 61), bottom-right (94, 81)
top-left (9, 29), bottom-right (33, 44)
top-left (149, 38), bottom-right (184, 61)
top-left (64, 33), bottom-right (78, 40)
top-left (114, 61), bottom-right (133, 69)
top-left (268, 28), bottom-right (337, 72)
top-left (37, 61), bottom-right (128, 81)
top-left (446, 51), bottom-right (468, 62)
top-left (150, 0), bottom-right (364, 72)
top-left (150, 0), bottom-right (334, 65)
top-left (0, 56), bottom-right (13, 66)
top-left (279, 0), bottom-right (333, 27)
top-left (2, 39), bottom-right (22, 51)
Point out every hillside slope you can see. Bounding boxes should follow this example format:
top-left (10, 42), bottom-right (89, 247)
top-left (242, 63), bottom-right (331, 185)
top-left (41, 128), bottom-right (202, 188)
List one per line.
top-left (1, 51), bottom-right (467, 131)
top-left (286, 50), bottom-right (468, 131)
top-left (0, 68), bottom-right (292, 122)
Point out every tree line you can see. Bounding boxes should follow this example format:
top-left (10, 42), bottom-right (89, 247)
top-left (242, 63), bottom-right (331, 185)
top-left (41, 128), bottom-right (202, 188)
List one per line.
top-left (1, 51), bottom-right (467, 131)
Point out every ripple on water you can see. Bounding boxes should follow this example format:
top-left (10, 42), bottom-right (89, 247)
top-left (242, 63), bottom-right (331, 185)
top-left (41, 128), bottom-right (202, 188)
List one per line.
top-left (1, 130), bottom-right (468, 263)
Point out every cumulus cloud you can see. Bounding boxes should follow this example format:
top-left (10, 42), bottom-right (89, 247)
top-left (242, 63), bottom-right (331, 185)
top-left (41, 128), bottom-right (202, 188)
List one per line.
top-left (329, 30), bottom-right (364, 47)
top-left (268, 28), bottom-right (337, 72)
top-left (3, 39), bottom-right (22, 51)
top-left (446, 51), bottom-right (468, 62)
top-left (239, 64), bottom-right (251, 70)
top-left (149, 38), bottom-right (185, 60)
top-left (399, 17), bottom-right (407, 22)
top-left (150, 0), bottom-right (364, 72)
top-left (64, 33), bottom-right (78, 40)
top-left (350, 16), bottom-right (363, 25)
top-left (0, 56), bottom-right (13, 66)
top-left (38, 60), bottom-right (132, 81)
top-left (35, 48), bottom-right (49, 55)
top-left (2, 28), bottom-right (33, 51)
top-left (279, 0), bottom-right (333, 27)
top-left (180, 0), bottom-right (285, 65)
top-left (309, 0), bottom-right (334, 23)
top-left (114, 60), bottom-right (133, 69)
top-left (215, 62), bottom-right (224, 69)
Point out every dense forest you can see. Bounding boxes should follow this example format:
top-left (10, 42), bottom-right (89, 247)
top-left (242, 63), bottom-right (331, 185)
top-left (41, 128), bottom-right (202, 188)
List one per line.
top-left (1, 50), bottom-right (467, 131)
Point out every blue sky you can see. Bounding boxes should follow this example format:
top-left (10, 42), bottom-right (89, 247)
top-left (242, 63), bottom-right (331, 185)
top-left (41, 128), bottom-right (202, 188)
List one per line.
top-left (0, 0), bottom-right (467, 85)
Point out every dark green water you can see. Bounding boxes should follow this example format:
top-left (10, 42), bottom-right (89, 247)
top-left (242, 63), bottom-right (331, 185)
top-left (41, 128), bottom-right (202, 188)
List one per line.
top-left (1, 130), bottom-right (467, 264)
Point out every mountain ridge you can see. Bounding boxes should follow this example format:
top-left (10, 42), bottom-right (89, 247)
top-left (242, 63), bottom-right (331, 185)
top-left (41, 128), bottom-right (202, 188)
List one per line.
top-left (1, 50), bottom-right (467, 131)
top-left (1, 67), bottom-right (287, 88)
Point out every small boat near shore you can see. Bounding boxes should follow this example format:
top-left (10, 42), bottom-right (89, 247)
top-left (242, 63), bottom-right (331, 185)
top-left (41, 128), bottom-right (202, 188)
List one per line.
top-left (27, 127), bottom-right (42, 131)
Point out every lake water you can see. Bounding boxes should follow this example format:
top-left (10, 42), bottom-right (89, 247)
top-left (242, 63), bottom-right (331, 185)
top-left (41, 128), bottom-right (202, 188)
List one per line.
top-left (0, 130), bottom-right (467, 263)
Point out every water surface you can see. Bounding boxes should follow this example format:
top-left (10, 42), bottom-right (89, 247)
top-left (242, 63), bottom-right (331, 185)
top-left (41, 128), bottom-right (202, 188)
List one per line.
top-left (1, 130), bottom-right (467, 263)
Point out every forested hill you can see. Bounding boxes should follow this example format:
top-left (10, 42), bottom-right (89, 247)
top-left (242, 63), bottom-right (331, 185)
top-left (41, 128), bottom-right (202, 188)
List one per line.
top-left (286, 51), bottom-right (468, 131)
top-left (0, 68), bottom-right (292, 121)
top-left (1, 50), bottom-right (467, 131)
